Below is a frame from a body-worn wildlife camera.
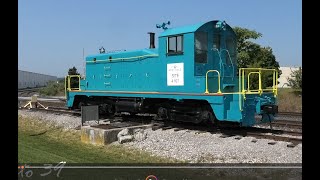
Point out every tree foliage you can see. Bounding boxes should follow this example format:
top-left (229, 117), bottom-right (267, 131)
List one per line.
top-left (233, 27), bottom-right (281, 89)
top-left (40, 67), bottom-right (81, 96)
top-left (68, 66), bottom-right (80, 76)
top-left (287, 67), bottom-right (302, 89)
top-left (39, 80), bottom-right (65, 96)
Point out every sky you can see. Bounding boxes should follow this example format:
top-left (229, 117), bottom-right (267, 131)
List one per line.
top-left (18, 0), bottom-right (302, 77)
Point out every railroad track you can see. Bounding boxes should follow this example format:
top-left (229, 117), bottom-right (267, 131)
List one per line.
top-left (255, 112), bottom-right (302, 130)
top-left (271, 119), bottom-right (302, 130)
top-left (46, 106), bottom-right (70, 110)
top-left (19, 106), bottom-right (302, 146)
top-left (19, 106), bottom-right (81, 115)
top-left (18, 87), bottom-right (42, 97)
top-left (151, 121), bottom-right (302, 146)
top-left (277, 112), bottom-right (302, 117)
top-left (245, 132), bottom-right (302, 146)
top-left (18, 87), bottom-right (42, 92)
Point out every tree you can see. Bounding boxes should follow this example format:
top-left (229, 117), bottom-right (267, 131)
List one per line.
top-left (287, 67), bottom-right (302, 89)
top-left (39, 80), bottom-right (65, 96)
top-left (233, 27), bottom-right (281, 89)
top-left (68, 66), bottom-right (80, 76)
top-left (68, 66), bottom-right (80, 89)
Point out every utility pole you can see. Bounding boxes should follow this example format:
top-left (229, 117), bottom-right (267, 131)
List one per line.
top-left (82, 48), bottom-right (85, 77)
top-left (83, 48), bottom-right (84, 62)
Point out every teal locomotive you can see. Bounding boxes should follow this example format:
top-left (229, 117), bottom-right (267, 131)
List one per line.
top-left (65, 20), bottom-right (278, 127)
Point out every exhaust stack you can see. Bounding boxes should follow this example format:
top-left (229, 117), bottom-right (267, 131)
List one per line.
top-left (148, 32), bottom-right (155, 49)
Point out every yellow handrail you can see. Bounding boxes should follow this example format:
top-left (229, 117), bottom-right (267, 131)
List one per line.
top-left (239, 68), bottom-right (276, 71)
top-left (66, 75), bottom-right (81, 91)
top-left (239, 68), bottom-right (277, 95)
top-left (65, 76), bottom-right (67, 100)
top-left (238, 68), bottom-right (278, 111)
top-left (275, 70), bottom-right (278, 97)
top-left (242, 68), bottom-right (245, 94)
top-left (239, 68), bottom-right (242, 111)
top-left (205, 70), bottom-right (221, 94)
top-left (258, 69), bottom-right (262, 94)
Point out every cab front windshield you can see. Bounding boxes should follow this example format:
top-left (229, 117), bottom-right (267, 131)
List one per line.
top-left (195, 32), bottom-right (208, 64)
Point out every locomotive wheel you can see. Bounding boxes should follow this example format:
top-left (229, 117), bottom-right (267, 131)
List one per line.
top-left (197, 110), bottom-right (214, 124)
top-left (157, 107), bottom-right (168, 120)
top-left (208, 111), bottom-right (215, 124)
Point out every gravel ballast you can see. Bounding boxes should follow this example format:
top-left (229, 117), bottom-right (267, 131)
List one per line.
top-left (19, 110), bottom-right (302, 163)
top-left (18, 110), bottom-right (81, 130)
top-left (122, 128), bottom-right (302, 163)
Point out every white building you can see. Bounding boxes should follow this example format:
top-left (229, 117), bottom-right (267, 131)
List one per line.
top-left (278, 67), bottom-right (301, 88)
top-left (18, 70), bottom-right (57, 89)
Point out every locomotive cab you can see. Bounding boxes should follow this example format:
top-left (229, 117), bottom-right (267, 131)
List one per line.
top-left (158, 20), bottom-right (237, 94)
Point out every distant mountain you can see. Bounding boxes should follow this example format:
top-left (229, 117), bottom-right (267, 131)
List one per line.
top-left (57, 77), bottom-right (65, 81)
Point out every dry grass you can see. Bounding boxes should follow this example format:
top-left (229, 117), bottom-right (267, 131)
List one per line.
top-left (277, 88), bottom-right (302, 112)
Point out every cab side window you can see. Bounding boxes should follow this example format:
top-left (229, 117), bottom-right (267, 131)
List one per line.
top-left (167, 35), bottom-right (183, 55)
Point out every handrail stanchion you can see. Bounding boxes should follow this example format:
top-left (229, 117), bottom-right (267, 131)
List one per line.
top-left (239, 68), bottom-right (243, 111)
top-left (258, 68), bottom-right (262, 95)
top-left (275, 70), bottom-right (278, 97)
top-left (65, 76), bottom-right (67, 99)
top-left (67, 76), bottom-right (71, 91)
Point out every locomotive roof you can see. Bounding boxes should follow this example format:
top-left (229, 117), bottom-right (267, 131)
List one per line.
top-left (159, 20), bottom-right (225, 37)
